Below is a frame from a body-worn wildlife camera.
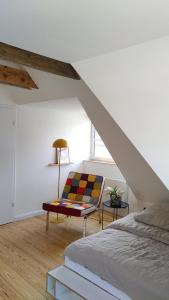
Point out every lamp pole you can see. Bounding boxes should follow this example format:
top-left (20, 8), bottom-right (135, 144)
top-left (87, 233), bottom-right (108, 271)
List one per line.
top-left (57, 148), bottom-right (61, 198)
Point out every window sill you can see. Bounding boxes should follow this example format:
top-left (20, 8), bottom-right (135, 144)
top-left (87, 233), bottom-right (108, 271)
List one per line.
top-left (48, 162), bottom-right (73, 166)
top-left (83, 159), bottom-right (116, 166)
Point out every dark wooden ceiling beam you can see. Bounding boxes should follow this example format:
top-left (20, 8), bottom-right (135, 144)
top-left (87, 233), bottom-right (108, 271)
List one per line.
top-left (0, 64), bottom-right (38, 90)
top-left (0, 42), bottom-right (80, 80)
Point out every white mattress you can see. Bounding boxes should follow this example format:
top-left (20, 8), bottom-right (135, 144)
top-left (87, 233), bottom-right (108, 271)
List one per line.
top-left (64, 257), bottom-right (132, 300)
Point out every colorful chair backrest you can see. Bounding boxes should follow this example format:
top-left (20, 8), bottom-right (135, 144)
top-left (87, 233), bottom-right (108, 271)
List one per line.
top-left (62, 172), bottom-right (104, 207)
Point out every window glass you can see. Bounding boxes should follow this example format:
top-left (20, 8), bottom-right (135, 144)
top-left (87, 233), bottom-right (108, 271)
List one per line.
top-left (90, 125), bottom-right (113, 162)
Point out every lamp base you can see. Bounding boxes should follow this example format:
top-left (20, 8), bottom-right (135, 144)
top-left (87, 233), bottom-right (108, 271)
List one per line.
top-left (49, 213), bottom-right (65, 224)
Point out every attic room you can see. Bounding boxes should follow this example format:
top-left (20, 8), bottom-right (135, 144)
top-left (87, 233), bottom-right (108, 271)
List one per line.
top-left (0, 1), bottom-right (169, 300)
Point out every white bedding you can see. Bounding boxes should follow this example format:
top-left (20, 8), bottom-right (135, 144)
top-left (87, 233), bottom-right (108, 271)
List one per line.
top-left (108, 212), bottom-right (169, 245)
top-left (64, 213), bottom-right (169, 300)
top-left (134, 201), bottom-right (169, 231)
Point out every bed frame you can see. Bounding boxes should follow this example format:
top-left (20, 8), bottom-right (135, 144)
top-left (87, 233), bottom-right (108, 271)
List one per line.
top-left (47, 265), bottom-right (120, 300)
top-left (47, 256), bottom-right (132, 300)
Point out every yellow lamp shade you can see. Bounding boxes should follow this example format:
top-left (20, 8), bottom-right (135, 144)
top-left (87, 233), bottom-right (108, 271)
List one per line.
top-left (52, 139), bottom-right (68, 148)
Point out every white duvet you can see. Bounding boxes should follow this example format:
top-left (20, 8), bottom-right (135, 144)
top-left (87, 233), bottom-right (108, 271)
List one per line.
top-left (64, 213), bottom-right (169, 300)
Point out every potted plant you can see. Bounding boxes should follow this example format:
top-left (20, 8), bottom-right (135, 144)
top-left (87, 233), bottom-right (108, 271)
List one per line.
top-left (105, 185), bottom-right (123, 207)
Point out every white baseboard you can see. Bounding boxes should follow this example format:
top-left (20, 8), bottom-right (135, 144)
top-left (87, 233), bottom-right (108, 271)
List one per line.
top-left (14, 209), bottom-right (44, 221)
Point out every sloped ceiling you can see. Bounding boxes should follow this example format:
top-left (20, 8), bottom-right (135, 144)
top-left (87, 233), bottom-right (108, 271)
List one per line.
top-left (1, 0), bottom-right (169, 62)
top-left (1, 0), bottom-right (169, 103)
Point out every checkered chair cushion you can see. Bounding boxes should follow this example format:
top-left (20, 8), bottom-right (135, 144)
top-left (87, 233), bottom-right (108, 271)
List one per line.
top-left (43, 172), bottom-right (104, 217)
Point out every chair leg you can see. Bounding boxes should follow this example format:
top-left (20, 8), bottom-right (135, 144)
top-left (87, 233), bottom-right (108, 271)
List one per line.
top-left (98, 208), bottom-right (101, 224)
top-left (46, 211), bottom-right (49, 231)
top-left (83, 216), bottom-right (87, 237)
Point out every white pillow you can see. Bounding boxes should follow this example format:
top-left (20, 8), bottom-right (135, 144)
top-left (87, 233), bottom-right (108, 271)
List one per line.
top-left (135, 201), bottom-right (169, 231)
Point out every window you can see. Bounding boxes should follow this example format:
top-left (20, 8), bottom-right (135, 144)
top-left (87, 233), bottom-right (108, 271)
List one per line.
top-left (90, 125), bottom-right (114, 162)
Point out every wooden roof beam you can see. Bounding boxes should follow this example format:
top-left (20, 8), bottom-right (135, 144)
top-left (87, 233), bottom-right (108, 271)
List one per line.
top-left (0, 42), bottom-right (80, 80)
top-left (0, 64), bottom-right (38, 90)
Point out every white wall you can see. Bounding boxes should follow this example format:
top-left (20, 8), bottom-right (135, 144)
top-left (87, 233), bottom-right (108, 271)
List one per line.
top-left (0, 75), bottom-right (154, 217)
top-left (14, 96), bottom-right (140, 218)
top-left (0, 85), bottom-right (14, 105)
top-left (0, 82), bottom-right (144, 217)
top-left (15, 99), bottom-right (90, 217)
top-left (74, 35), bottom-right (169, 190)
top-left (75, 81), bottom-right (169, 206)
top-left (83, 160), bottom-right (142, 212)
top-left (83, 161), bottom-right (124, 180)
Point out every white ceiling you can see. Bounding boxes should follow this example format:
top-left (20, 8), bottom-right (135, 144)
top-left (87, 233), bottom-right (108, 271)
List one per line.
top-left (1, 0), bottom-right (169, 62)
top-left (24, 98), bottom-right (84, 113)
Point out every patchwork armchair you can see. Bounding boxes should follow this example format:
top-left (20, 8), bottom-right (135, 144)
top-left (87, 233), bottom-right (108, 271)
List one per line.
top-left (43, 171), bottom-right (104, 237)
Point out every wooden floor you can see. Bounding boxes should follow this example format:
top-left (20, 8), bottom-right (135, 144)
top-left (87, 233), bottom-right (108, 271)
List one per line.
top-left (0, 213), bottom-right (111, 300)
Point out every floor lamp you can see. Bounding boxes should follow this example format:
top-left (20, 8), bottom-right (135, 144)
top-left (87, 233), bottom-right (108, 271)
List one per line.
top-left (52, 139), bottom-right (69, 198)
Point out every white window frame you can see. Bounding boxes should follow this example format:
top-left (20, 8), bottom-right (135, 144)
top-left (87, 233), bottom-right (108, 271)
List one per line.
top-left (90, 125), bottom-right (114, 163)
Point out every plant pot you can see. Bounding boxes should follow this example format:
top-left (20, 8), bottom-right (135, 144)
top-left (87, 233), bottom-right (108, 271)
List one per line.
top-left (110, 195), bottom-right (122, 207)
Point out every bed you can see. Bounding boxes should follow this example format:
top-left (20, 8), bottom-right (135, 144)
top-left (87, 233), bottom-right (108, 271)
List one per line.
top-left (64, 212), bottom-right (169, 300)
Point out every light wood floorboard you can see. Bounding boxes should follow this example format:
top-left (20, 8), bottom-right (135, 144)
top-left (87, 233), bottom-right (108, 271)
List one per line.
top-left (0, 213), bottom-right (112, 300)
